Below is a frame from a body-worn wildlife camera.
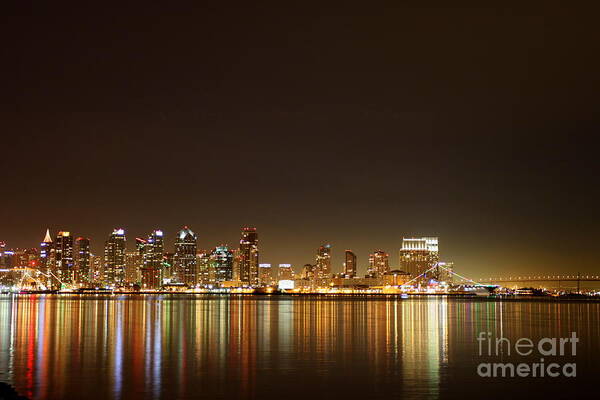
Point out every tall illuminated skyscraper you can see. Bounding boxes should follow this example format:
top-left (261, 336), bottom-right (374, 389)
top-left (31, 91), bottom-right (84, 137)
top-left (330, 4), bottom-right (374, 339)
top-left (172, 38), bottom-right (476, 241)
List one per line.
top-left (239, 227), bottom-right (259, 286)
top-left (75, 237), bottom-right (91, 285)
top-left (141, 229), bottom-right (164, 289)
top-left (344, 250), bottom-right (357, 278)
top-left (210, 245), bottom-right (234, 283)
top-left (368, 250), bottom-right (389, 278)
top-left (399, 237), bottom-right (439, 281)
top-left (196, 250), bottom-right (211, 286)
top-left (315, 244), bottom-right (332, 279)
top-left (39, 229), bottom-right (53, 275)
top-left (174, 226), bottom-right (197, 286)
top-left (55, 231), bottom-right (74, 286)
top-left (125, 251), bottom-right (141, 283)
top-left (104, 228), bottom-right (126, 287)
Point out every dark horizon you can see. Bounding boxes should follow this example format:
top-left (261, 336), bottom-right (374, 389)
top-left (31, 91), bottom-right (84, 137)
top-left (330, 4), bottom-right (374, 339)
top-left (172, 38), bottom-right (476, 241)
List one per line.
top-left (2, 3), bottom-right (598, 277)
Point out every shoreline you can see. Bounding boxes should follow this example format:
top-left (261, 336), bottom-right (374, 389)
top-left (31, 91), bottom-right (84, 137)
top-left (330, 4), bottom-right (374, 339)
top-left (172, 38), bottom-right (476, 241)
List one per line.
top-left (2, 292), bottom-right (600, 301)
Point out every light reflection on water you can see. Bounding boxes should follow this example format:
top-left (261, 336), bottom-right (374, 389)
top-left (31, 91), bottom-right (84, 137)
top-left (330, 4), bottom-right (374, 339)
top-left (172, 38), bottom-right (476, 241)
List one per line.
top-left (0, 295), bottom-right (598, 399)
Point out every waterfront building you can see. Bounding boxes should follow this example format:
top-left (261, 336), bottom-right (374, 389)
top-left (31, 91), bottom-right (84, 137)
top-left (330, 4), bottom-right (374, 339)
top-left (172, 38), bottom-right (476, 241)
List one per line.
top-left (399, 237), bottom-right (439, 282)
top-left (232, 249), bottom-right (241, 281)
top-left (39, 230), bottom-right (53, 272)
top-left (239, 227), bottom-right (259, 286)
top-left (104, 228), bottom-right (127, 287)
top-left (196, 250), bottom-right (211, 286)
top-left (89, 254), bottom-right (102, 283)
top-left (55, 231), bottom-right (74, 286)
top-left (301, 264), bottom-right (315, 280)
top-left (344, 250), bottom-right (357, 278)
top-left (210, 245), bottom-right (234, 283)
top-left (278, 264), bottom-right (294, 281)
top-left (125, 251), bottom-right (142, 283)
top-left (383, 270), bottom-right (411, 286)
top-left (258, 263), bottom-right (273, 286)
top-left (368, 250), bottom-right (389, 278)
top-left (174, 226), bottom-right (198, 286)
top-left (75, 237), bottom-right (91, 285)
top-left (162, 252), bottom-right (175, 280)
top-left (141, 230), bottom-right (164, 289)
top-left (315, 244), bottom-right (332, 279)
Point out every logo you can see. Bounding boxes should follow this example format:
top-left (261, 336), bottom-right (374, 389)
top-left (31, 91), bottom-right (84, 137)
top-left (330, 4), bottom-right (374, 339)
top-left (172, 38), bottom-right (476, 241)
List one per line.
top-left (476, 332), bottom-right (578, 378)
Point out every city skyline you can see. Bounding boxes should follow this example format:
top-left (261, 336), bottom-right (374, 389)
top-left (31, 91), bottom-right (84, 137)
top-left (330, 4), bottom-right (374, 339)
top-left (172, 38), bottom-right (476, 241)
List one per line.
top-left (0, 224), bottom-right (594, 278)
top-left (0, 227), bottom-right (452, 279)
top-left (3, 4), bottom-right (598, 281)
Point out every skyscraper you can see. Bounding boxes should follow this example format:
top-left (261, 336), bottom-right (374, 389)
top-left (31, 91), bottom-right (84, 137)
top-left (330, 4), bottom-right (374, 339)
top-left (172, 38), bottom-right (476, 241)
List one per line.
top-left (140, 229), bottom-right (164, 289)
top-left (278, 264), bottom-right (294, 281)
top-left (399, 237), bottom-right (439, 282)
top-left (39, 229), bottom-right (53, 286)
top-left (55, 231), bottom-right (74, 286)
top-left (125, 251), bottom-right (141, 284)
top-left (75, 237), bottom-right (91, 285)
top-left (196, 250), bottom-right (211, 286)
top-left (368, 250), bottom-right (389, 278)
top-left (315, 244), bottom-right (332, 279)
top-left (104, 228), bottom-right (126, 287)
top-left (239, 227), bottom-right (259, 286)
top-left (344, 250), bottom-right (357, 278)
top-left (174, 226), bottom-right (198, 286)
top-left (210, 245), bottom-right (234, 283)
top-left (258, 263), bottom-right (273, 286)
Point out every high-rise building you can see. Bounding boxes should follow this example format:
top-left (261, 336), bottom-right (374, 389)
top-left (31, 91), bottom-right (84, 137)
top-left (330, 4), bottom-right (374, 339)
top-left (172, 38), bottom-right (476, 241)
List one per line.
top-left (344, 250), bottom-right (357, 278)
top-left (140, 229), bottom-right (164, 289)
top-left (399, 237), bottom-right (439, 282)
top-left (232, 249), bottom-right (241, 281)
top-left (75, 237), bottom-right (91, 285)
top-left (125, 251), bottom-right (142, 283)
top-left (174, 226), bottom-right (197, 286)
top-left (0, 241), bottom-right (7, 268)
top-left (368, 250), bottom-right (389, 278)
top-left (39, 229), bottom-right (53, 272)
top-left (196, 250), bottom-right (211, 286)
top-left (315, 244), bottom-right (332, 279)
top-left (278, 264), bottom-right (294, 281)
top-left (301, 264), bottom-right (315, 280)
top-left (104, 228), bottom-right (126, 287)
top-left (90, 254), bottom-right (103, 283)
top-left (239, 227), bottom-right (259, 286)
top-left (210, 245), bottom-right (234, 284)
top-left (55, 231), bottom-right (74, 286)
top-left (258, 263), bottom-right (273, 286)
top-left (162, 252), bottom-right (175, 280)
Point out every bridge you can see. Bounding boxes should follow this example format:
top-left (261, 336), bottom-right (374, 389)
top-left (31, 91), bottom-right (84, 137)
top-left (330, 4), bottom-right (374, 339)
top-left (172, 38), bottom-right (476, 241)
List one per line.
top-left (478, 274), bottom-right (600, 291)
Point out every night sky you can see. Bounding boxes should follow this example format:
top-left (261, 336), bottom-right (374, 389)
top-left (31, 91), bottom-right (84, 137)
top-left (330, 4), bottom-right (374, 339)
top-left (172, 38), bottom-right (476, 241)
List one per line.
top-left (3, 3), bottom-right (598, 277)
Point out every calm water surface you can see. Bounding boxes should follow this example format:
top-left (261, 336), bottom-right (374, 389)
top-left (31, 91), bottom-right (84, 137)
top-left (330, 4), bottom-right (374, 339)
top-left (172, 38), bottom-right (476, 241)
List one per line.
top-left (0, 295), bottom-right (598, 399)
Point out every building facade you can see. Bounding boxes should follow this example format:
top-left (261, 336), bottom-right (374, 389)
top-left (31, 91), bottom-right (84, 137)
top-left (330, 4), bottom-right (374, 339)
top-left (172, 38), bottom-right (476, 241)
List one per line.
top-left (55, 231), bottom-right (74, 286)
top-left (277, 264), bottom-right (294, 281)
top-left (141, 230), bottom-right (164, 290)
top-left (344, 250), bottom-right (357, 278)
top-left (368, 250), bottom-right (390, 278)
top-left (258, 263), bottom-right (273, 286)
top-left (210, 245), bottom-right (234, 284)
top-left (239, 227), bottom-right (259, 286)
top-left (174, 226), bottom-right (197, 286)
top-left (315, 244), bottom-right (332, 279)
top-left (104, 229), bottom-right (126, 287)
top-left (399, 237), bottom-right (439, 282)
top-left (75, 237), bottom-right (91, 285)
